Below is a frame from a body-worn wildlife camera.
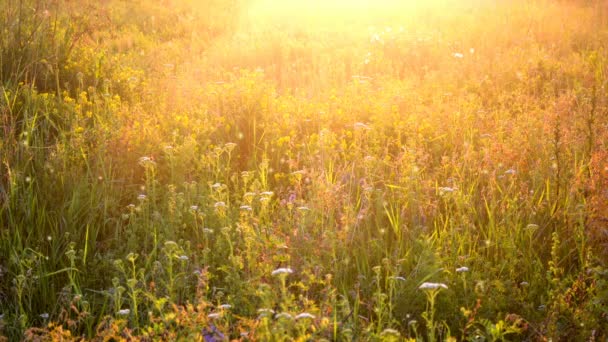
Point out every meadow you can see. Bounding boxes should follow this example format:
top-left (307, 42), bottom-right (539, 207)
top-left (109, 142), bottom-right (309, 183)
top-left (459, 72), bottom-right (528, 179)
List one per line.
top-left (1, 0), bottom-right (608, 340)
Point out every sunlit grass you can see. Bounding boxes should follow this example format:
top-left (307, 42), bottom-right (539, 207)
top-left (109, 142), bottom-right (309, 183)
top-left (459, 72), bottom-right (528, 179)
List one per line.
top-left (1, 0), bottom-right (608, 340)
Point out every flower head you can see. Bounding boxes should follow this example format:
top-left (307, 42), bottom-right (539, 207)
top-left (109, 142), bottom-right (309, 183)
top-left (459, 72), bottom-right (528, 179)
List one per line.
top-left (456, 266), bottom-right (469, 273)
top-left (295, 312), bottom-right (315, 320)
top-left (419, 282), bottom-right (448, 290)
top-left (117, 309), bottom-right (130, 316)
top-left (272, 267), bottom-right (294, 276)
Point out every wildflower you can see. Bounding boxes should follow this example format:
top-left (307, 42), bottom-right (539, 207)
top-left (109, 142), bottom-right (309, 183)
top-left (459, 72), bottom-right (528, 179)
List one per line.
top-left (390, 276), bottom-right (406, 281)
top-left (240, 205), bottom-right (252, 211)
top-left (214, 201), bottom-right (226, 208)
top-left (453, 52), bottom-right (464, 58)
top-left (117, 309), bottom-right (130, 316)
top-left (526, 224), bottom-right (539, 231)
top-left (190, 205), bottom-right (199, 211)
top-left (260, 191), bottom-right (274, 197)
top-left (297, 206), bottom-right (310, 211)
top-left (257, 308), bottom-right (275, 318)
top-left (225, 142), bottom-right (237, 151)
top-left (208, 312), bottom-right (221, 319)
top-left (127, 204), bottom-right (135, 210)
top-left (275, 312), bottom-right (294, 320)
top-left (164, 241), bottom-right (178, 248)
top-left (456, 266), bottom-right (469, 273)
top-left (137, 194), bottom-right (146, 201)
top-left (520, 281), bottom-right (529, 287)
top-left (40, 313), bottom-right (49, 319)
top-left (419, 282), bottom-right (448, 290)
top-left (271, 267), bottom-right (294, 276)
top-left (243, 192), bottom-right (256, 198)
top-left (354, 122), bottom-right (371, 130)
top-left (438, 187), bottom-right (455, 195)
top-left (219, 304), bottom-right (232, 310)
top-left (138, 156), bottom-right (155, 167)
top-left (295, 312), bottom-right (315, 320)
top-left (25, 176), bottom-right (31, 183)
top-left (380, 328), bottom-right (400, 337)
top-left (504, 169), bottom-right (516, 175)
top-left (203, 228), bottom-right (214, 234)
top-left (178, 255), bottom-right (189, 261)
top-left (211, 183), bottom-right (222, 190)
top-left (47, 235), bottom-right (52, 241)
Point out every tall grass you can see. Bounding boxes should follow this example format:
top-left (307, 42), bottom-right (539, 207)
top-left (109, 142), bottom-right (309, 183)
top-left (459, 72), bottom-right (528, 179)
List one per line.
top-left (1, 0), bottom-right (608, 340)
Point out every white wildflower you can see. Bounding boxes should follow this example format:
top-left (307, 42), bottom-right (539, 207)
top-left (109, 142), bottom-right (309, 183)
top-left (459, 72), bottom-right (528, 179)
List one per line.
top-left (274, 312), bottom-right (294, 320)
top-left (354, 122), bottom-right (371, 130)
top-left (419, 282), bottom-right (448, 290)
top-left (137, 194), bottom-right (146, 201)
top-left (438, 187), bottom-right (455, 195)
top-left (138, 156), bottom-right (155, 167)
top-left (456, 266), bottom-right (469, 273)
top-left (117, 309), bottom-right (130, 316)
top-left (271, 267), bottom-right (294, 276)
top-left (380, 328), bottom-right (400, 337)
top-left (40, 313), bottom-right (49, 319)
top-left (219, 304), bottom-right (232, 310)
top-left (453, 52), bottom-right (464, 58)
top-left (214, 201), bottom-right (226, 208)
top-left (208, 312), bottom-right (221, 319)
top-left (295, 312), bottom-right (315, 320)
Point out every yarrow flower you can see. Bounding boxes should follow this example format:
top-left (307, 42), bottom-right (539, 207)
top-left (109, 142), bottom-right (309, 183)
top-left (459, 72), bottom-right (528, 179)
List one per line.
top-left (137, 194), bottom-right (146, 201)
top-left (438, 187), bottom-right (455, 195)
top-left (271, 267), bottom-right (294, 276)
top-left (208, 312), bottom-right (221, 319)
top-left (219, 304), bottom-right (232, 310)
top-left (138, 156), bottom-right (155, 167)
top-left (456, 266), bottom-right (469, 273)
top-left (274, 312), bottom-right (294, 320)
top-left (257, 308), bottom-right (275, 318)
top-left (453, 52), bottom-right (464, 58)
top-left (380, 328), bottom-right (401, 337)
top-left (117, 309), bottom-right (130, 316)
top-left (295, 312), bottom-right (315, 320)
top-left (419, 282), bottom-right (448, 290)
top-left (214, 201), bottom-right (226, 208)
top-left (354, 122), bottom-right (371, 130)
top-left (40, 313), bottom-right (49, 319)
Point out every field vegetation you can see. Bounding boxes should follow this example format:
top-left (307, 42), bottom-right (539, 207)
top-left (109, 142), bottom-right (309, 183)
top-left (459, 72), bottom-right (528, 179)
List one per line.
top-left (1, 0), bottom-right (608, 340)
